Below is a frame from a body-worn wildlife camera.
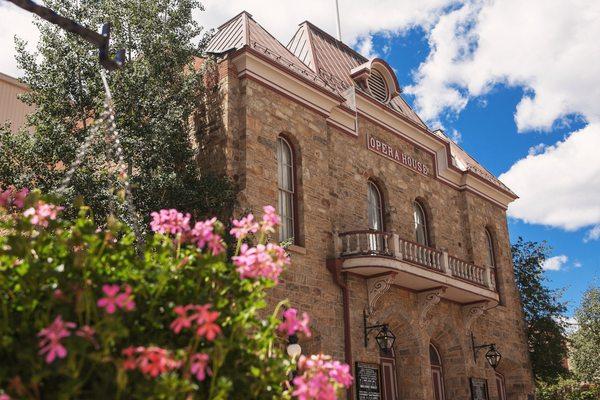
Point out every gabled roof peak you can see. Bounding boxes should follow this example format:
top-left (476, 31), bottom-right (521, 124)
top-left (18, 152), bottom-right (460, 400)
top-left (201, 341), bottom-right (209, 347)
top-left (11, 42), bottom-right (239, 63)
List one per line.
top-left (216, 10), bottom-right (253, 30)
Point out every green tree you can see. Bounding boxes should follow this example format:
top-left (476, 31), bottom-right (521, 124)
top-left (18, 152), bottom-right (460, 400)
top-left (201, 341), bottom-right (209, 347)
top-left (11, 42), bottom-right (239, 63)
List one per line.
top-left (0, 0), bottom-right (234, 223)
top-left (571, 286), bottom-right (600, 383)
top-left (512, 237), bottom-right (569, 383)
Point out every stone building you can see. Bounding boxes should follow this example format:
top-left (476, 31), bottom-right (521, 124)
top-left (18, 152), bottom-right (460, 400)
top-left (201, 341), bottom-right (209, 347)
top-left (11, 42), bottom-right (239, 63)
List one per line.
top-left (198, 11), bottom-right (535, 400)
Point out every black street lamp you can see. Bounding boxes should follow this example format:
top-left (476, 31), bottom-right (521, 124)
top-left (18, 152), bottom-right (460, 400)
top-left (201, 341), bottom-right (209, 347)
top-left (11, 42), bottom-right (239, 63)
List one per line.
top-left (471, 332), bottom-right (502, 370)
top-left (363, 310), bottom-right (396, 352)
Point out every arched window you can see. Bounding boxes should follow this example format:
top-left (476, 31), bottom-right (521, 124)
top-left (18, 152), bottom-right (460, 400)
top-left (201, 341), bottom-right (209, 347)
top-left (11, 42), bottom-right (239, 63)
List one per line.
top-left (277, 137), bottom-right (295, 242)
top-left (367, 181), bottom-right (384, 231)
top-left (413, 201), bottom-right (429, 246)
top-left (485, 228), bottom-right (496, 267)
top-left (367, 182), bottom-right (384, 253)
top-left (429, 344), bottom-right (446, 400)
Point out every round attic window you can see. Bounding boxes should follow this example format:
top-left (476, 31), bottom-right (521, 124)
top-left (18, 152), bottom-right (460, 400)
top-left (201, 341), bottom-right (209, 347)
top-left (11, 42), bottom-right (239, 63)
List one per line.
top-left (367, 69), bottom-right (389, 103)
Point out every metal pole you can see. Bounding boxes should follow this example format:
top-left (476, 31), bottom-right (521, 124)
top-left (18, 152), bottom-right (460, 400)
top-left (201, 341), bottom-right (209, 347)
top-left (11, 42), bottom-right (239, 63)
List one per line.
top-left (334, 0), bottom-right (342, 41)
top-left (5, 0), bottom-right (124, 70)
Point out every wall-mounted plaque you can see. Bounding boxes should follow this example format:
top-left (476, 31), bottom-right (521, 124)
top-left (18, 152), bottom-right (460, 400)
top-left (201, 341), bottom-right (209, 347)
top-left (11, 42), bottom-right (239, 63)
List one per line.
top-left (470, 377), bottom-right (489, 400)
top-left (355, 362), bottom-right (381, 400)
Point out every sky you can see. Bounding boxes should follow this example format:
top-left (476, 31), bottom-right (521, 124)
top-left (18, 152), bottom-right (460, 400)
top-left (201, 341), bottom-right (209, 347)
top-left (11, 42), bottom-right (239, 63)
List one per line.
top-left (1, 0), bottom-right (599, 315)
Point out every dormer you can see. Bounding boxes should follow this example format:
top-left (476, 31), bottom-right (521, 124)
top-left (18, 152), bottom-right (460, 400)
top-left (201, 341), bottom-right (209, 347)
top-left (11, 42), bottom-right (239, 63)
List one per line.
top-left (350, 59), bottom-right (401, 104)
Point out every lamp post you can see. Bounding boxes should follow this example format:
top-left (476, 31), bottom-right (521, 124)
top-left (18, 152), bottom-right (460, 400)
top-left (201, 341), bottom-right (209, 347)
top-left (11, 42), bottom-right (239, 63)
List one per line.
top-left (363, 310), bottom-right (396, 352)
top-left (471, 332), bottom-right (502, 370)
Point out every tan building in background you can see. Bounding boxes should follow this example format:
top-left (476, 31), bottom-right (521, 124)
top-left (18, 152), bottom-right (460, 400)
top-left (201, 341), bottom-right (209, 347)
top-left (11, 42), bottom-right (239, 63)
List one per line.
top-left (197, 11), bottom-right (535, 400)
top-left (0, 71), bottom-right (32, 133)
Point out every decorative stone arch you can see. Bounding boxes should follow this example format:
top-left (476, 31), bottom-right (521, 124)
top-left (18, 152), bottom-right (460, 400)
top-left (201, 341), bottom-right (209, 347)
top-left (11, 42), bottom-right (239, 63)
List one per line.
top-left (488, 355), bottom-right (531, 400)
top-left (382, 311), bottom-right (429, 400)
top-left (427, 319), bottom-right (471, 400)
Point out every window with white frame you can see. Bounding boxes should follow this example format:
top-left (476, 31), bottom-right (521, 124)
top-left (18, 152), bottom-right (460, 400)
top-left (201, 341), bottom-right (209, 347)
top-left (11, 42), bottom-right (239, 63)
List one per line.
top-left (277, 137), bottom-right (295, 242)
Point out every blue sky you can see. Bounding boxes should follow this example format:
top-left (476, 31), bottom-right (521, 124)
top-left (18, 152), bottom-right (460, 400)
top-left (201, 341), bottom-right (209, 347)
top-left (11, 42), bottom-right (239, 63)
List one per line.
top-left (370, 28), bottom-right (598, 315)
top-left (1, 0), bottom-right (599, 316)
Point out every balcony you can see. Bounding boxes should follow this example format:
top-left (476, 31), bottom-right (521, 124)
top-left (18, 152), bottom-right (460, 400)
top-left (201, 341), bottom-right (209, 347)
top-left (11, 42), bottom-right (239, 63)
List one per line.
top-left (335, 230), bottom-right (499, 304)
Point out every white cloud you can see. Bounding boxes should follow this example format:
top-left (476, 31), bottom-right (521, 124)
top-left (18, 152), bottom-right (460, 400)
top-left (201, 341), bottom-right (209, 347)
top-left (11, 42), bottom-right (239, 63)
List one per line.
top-left (406, 0), bottom-right (600, 132)
top-left (542, 255), bottom-right (568, 271)
top-left (584, 225), bottom-right (600, 242)
top-left (527, 143), bottom-right (546, 156)
top-left (355, 35), bottom-right (378, 59)
top-left (449, 128), bottom-right (462, 143)
top-left (500, 124), bottom-right (600, 231)
top-left (404, 0), bottom-right (600, 234)
top-left (0, 2), bottom-right (38, 77)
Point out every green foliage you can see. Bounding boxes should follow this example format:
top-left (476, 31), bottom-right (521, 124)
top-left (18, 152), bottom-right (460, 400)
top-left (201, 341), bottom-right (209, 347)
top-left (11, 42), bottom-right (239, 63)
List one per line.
top-left (0, 0), bottom-right (235, 223)
top-left (571, 286), bottom-right (600, 383)
top-left (537, 379), bottom-right (600, 400)
top-left (512, 237), bottom-right (568, 383)
top-left (0, 195), bottom-right (292, 399)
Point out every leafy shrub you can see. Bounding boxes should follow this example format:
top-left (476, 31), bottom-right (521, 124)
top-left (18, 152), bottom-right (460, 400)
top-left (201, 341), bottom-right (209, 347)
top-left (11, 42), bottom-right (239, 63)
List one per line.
top-left (537, 379), bottom-right (600, 400)
top-left (0, 188), bottom-right (351, 399)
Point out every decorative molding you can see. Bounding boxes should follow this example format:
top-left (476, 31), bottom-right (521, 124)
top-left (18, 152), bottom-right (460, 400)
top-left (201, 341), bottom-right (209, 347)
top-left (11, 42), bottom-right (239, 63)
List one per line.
top-left (417, 287), bottom-right (446, 327)
top-left (462, 302), bottom-right (489, 334)
top-left (366, 273), bottom-right (396, 317)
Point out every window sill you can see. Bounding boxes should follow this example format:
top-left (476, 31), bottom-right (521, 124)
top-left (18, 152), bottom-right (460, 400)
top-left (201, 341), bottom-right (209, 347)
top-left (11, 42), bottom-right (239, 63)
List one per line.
top-left (287, 244), bottom-right (307, 255)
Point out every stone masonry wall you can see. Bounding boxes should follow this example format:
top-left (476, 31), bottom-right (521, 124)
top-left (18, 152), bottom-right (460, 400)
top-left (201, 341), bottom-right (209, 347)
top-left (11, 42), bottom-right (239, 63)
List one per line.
top-left (201, 57), bottom-right (535, 399)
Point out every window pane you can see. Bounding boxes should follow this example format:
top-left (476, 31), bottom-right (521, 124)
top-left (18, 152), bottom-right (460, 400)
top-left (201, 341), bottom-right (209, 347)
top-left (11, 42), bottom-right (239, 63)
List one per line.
top-left (368, 183), bottom-right (383, 231)
top-left (277, 137), bottom-right (295, 243)
top-left (486, 230), bottom-right (495, 267)
top-left (414, 202), bottom-right (429, 246)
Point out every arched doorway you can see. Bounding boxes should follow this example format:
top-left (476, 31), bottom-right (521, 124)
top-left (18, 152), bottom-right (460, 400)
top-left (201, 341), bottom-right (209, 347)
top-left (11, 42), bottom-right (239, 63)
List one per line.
top-left (430, 343), bottom-right (446, 400)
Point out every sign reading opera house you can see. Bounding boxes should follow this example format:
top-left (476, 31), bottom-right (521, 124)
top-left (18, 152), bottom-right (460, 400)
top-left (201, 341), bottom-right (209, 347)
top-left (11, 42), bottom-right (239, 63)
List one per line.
top-left (198, 11), bottom-right (535, 400)
top-left (367, 135), bottom-right (430, 176)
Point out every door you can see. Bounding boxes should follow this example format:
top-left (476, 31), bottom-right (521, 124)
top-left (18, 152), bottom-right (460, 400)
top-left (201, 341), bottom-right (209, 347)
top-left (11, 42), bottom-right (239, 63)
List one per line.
top-left (431, 367), bottom-right (445, 400)
top-left (380, 354), bottom-right (399, 400)
top-left (495, 373), bottom-right (506, 400)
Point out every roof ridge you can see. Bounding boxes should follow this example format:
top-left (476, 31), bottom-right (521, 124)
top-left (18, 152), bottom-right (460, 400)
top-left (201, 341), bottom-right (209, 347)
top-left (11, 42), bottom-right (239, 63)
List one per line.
top-left (216, 10), bottom-right (252, 30)
top-left (301, 20), bottom-right (369, 63)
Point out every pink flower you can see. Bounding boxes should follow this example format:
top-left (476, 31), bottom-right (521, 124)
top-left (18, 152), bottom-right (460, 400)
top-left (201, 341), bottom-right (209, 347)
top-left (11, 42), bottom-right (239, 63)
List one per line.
top-left (116, 284), bottom-right (136, 311)
top-left (230, 213), bottom-right (259, 239)
top-left (76, 325), bottom-right (98, 348)
top-left (278, 308), bottom-right (311, 337)
top-left (23, 201), bottom-right (63, 227)
top-left (195, 306), bottom-right (221, 341)
top-left (97, 284), bottom-right (135, 314)
top-left (121, 346), bottom-right (180, 377)
top-left (190, 353), bottom-right (211, 381)
top-left (293, 372), bottom-right (336, 400)
top-left (327, 361), bottom-right (353, 386)
top-left (190, 218), bottom-right (225, 256)
top-left (170, 305), bottom-right (194, 334)
top-left (291, 354), bottom-right (353, 400)
top-left (37, 315), bottom-right (75, 364)
top-left (233, 243), bottom-right (290, 282)
top-left (150, 209), bottom-right (191, 235)
top-left (0, 393), bottom-right (10, 400)
top-left (13, 188), bottom-right (29, 208)
top-left (170, 304), bottom-right (221, 341)
top-left (0, 187), bottom-right (12, 208)
top-left (260, 205), bottom-right (281, 234)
